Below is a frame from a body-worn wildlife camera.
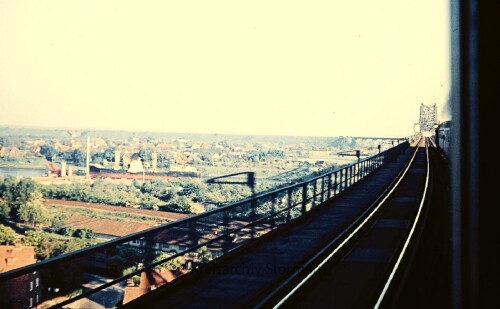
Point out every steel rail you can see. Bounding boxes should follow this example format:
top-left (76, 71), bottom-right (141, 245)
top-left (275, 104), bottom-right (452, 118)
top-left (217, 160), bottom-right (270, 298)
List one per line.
top-left (374, 138), bottom-right (430, 308)
top-left (268, 139), bottom-right (422, 308)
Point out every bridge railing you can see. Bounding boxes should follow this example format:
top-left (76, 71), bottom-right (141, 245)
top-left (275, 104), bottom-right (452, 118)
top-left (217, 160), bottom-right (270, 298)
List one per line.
top-left (0, 140), bottom-right (409, 308)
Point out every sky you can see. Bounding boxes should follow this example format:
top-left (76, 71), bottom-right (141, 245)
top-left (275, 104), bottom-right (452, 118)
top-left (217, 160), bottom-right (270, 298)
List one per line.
top-left (0, 1), bottom-right (450, 137)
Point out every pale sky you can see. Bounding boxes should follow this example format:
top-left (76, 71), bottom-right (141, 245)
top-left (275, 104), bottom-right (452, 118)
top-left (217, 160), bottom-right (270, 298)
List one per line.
top-left (0, 1), bottom-right (450, 137)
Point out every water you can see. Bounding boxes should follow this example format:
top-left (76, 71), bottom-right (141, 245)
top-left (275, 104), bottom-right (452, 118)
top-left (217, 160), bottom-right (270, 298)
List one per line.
top-left (0, 167), bottom-right (47, 178)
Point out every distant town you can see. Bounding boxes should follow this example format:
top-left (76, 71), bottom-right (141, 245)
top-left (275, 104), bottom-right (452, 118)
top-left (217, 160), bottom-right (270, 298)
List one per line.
top-left (0, 126), bottom-right (400, 217)
top-left (0, 126), bottom-right (402, 307)
top-left (0, 127), bottom-right (397, 178)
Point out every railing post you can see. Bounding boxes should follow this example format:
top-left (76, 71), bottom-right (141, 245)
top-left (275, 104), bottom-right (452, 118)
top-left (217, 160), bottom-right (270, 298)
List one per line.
top-left (223, 210), bottom-right (230, 253)
top-left (249, 173), bottom-right (256, 239)
top-left (321, 177), bottom-right (325, 203)
top-left (251, 198), bottom-right (256, 239)
top-left (312, 180), bottom-right (317, 207)
top-left (352, 163), bottom-right (359, 183)
top-left (339, 169), bottom-right (343, 192)
top-left (301, 183), bottom-right (307, 214)
top-left (343, 168), bottom-right (347, 191)
top-left (287, 188), bottom-right (292, 222)
top-left (327, 174), bottom-right (332, 199)
top-left (271, 193), bottom-right (277, 229)
top-left (346, 167), bottom-right (349, 188)
top-left (355, 150), bottom-right (360, 182)
top-left (334, 171), bottom-right (338, 195)
top-left (189, 222), bottom-right (197, 248)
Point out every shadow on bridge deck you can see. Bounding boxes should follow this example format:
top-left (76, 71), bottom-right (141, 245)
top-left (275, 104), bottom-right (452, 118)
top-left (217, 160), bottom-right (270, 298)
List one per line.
top-left (125, 147), bottom-right (417, 308)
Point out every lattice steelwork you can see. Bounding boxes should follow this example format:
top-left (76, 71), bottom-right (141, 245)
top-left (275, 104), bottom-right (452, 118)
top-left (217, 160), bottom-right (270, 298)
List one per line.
top-left (419, 103), bottom-right (437, 133)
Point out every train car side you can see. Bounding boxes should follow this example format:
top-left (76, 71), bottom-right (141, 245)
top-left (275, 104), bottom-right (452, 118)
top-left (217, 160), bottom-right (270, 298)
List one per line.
top-left (435, 121), bottom-right (451, 157)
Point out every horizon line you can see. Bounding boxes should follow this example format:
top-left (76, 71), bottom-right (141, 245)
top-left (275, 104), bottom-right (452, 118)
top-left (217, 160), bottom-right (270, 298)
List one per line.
top-left (0, 124), bottom-right (407, 140)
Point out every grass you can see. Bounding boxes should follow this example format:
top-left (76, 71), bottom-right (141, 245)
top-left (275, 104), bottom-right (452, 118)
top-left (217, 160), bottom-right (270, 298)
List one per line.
top-left (45, 204), bottom-right (169, 226)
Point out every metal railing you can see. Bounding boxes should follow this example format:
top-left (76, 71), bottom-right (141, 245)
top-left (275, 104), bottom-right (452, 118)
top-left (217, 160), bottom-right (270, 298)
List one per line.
top-left (0, 140), bottom-right (409, 308)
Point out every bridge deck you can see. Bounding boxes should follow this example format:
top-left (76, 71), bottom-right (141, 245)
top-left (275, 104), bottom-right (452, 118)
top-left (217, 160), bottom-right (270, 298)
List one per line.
top-left (126, 147), bottom-right (414, 308)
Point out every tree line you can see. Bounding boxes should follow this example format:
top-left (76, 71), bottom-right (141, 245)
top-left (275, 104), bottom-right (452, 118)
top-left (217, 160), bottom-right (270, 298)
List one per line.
top-left (0, 177), bottom-right (50, 227)
top-left (0, 177), bottom-right (98, 260)
top-left (41, 178), bottom-right (253, 214)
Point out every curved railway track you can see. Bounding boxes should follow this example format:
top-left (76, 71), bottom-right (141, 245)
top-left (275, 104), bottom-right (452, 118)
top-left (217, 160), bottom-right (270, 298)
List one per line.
top-left (261, 139), bottom-right (431, 308)
top-left (123, 141), bottom-right (441, 309)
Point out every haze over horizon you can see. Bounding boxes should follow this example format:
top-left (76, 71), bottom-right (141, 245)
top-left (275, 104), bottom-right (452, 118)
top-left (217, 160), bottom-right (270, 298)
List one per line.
top-left (0, 1), bottom-right (450, 138)
top-left (0, 124), bottom-right (410, 139)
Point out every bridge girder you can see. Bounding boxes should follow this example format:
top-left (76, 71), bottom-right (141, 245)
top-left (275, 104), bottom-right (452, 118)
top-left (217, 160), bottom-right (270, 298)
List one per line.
top-left (419, 103), bottom-right (437, 133)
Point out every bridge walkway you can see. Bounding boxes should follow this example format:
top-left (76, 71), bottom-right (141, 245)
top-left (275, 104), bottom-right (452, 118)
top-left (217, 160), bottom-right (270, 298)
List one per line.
top-left (126, 146), bottom-right (414, 308)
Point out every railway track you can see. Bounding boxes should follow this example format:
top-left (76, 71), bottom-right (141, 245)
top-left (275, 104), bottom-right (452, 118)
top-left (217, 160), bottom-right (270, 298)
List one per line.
top-left (261, 139), bottom-right (431, 308)
top-left (124, 142), bottom-right (434, 308)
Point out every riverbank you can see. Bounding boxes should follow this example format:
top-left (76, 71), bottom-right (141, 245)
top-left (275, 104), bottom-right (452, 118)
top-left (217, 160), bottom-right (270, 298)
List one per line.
top-left (0, 166), bottom-right (47, 178)
top-left (0, 162), bottom-right (46, 169)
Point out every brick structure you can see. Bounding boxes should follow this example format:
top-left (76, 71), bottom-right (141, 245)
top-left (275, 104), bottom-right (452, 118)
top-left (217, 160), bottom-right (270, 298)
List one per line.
top-left (0, 245), bottom-right (41, 309)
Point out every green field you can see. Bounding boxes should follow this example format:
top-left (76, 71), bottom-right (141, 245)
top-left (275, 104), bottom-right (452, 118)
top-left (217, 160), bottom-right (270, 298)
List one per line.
top-left (45, 204), bottom-right (169, 226)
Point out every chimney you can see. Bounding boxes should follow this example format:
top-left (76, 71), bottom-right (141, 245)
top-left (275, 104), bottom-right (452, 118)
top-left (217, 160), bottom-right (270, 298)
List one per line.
top-left (114, 149), bottom-right (121, 170)
top-left (61, 161), bottom-right (67, 177)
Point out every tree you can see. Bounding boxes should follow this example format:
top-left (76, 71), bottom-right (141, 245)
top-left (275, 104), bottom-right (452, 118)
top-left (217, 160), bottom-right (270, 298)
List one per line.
top-left (11, 185), bottom-right (50, 227)
top-left (74, 228), bottom-right (95, 240)
top-left (40, 144), bottom-right (57, 161)
top-left (58, 227), bottom-right (75, 237)
top-left (18, 199), bottom-right (50, 227)
top-left (153, 253), bottom-right (185, 271)
top-left (70, 149), bottom-right (86, 166)
top-left (0, 225), bottom-right (17, 245)
top-left (103, 147), bottom-right (116, 162)
top-left (178, 182), bottom-right (203, 198)
top-left (189, 202), bottom-right (205, 214)
top-left (196, 246), bottom-right (213, 263)
top-left (200, 153), bottom-right (213, 164)
top-left (0, 178), bottom-right (51, 226)
top-left (173, 196), bottom-right (191, 213)
top-left (91, 152), bottom-right (104, 164)
top-left (139, 149), bottom-right (153, 162)
top-left (157, 153), bottom-right (171, 169)
top-left (140, 195), bottom-right (163, 211)
top-left (50, 213), bottom-right (68, 229)
top-left (23, 230), bottom-right (43, 247)
top-left (0, 198), bottom-right (8, 219)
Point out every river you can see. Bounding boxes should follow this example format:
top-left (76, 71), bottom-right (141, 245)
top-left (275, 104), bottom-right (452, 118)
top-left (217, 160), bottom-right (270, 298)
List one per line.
top-left (0, 167), bottom-right (47, 178)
